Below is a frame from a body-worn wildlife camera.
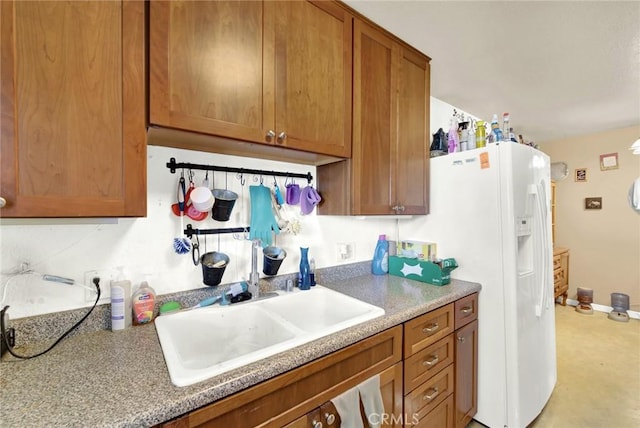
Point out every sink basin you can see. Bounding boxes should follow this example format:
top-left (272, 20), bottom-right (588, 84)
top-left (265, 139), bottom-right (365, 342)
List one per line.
top-left (155, 285), bottom-right (385, 386)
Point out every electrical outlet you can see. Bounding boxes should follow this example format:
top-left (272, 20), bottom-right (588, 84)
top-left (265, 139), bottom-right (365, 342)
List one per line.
top-left (336, 242), bottom-right (355, 263)
top-left (83, 269), bottom-right (120, 303)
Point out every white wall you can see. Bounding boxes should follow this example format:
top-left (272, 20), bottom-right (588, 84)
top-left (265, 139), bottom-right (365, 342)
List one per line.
top-left (0, 97), bottom-right (477, 319)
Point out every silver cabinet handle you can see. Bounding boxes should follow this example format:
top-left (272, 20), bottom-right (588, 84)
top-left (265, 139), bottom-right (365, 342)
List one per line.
top-left (458, 335), bottom-right (465, 343)
top-left (312, 420), bottom-right (323, 428)
top-left (324, 412), bottom-right (336, 425)
top-left (277, 131), bottom-right (287, 143)
top-left (423, 387), bottom-right (439, 401)
top-left (0, 197), bottom-right (6, 208)
top-left (422, 354), bottom-right (439, 367)
top-left (266, 130), bottom-right (276, 140)
top-left (461, 306), bottom-right (473, 314)
top-left (422, 322), bottom-right (439, 333)
top-left (397, 205), bottom-right (405, 212)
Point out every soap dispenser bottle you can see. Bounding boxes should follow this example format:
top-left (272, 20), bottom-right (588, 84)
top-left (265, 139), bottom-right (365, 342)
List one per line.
top-left (132, 280), bottom-right (156, 325)
top-left (110, 267), bottom-right (132, 331)
top-left (372, 235), bottom-right (389, 275)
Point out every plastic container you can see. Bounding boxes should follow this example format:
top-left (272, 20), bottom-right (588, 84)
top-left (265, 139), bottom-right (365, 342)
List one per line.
top-left (475, 121), bottom-right (486, 148)
top-left (110, 275), bottom-right (132, 331)
top-left (491, 114), bottom-right (503, 142)
top-left (132, 281), bottom-right (156, 325)
top-left (502, 112), bottom-right (510, 141)
top-left (372, 234), bottom-right (389, 275)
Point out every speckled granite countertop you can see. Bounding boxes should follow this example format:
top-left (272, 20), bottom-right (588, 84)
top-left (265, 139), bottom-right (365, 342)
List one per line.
top-left (0, 272), bottom-right (480, 427)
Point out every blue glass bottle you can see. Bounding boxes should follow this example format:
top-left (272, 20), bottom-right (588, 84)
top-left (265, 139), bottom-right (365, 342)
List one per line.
top-left (299, 247), bottom-right (311, 290)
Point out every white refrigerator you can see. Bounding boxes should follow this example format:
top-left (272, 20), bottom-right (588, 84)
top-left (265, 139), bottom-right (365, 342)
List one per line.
top-left (412, 143), bottom-right (557, 427)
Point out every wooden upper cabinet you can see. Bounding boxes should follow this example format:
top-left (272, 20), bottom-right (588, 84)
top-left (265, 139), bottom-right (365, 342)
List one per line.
top-left (149, 0), bottom-right (352, 158)
top-left (396, 46), bottom-right (430, 215)
top-left (318, 19), bottom-right (429, 215)
top-left (0, 0), bottom-right (146, 217)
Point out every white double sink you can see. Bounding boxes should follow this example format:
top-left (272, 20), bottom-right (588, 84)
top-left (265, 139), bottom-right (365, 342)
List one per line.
top-left (155, 285), bottom-right (385, 387)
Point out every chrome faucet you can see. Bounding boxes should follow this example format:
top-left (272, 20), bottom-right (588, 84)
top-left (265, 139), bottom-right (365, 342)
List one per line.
top-left (248, 239), bottom-right (261, 299)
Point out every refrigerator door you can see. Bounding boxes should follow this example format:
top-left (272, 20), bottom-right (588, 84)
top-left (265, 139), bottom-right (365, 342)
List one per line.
top-left (499, 143), bottom-right (557, 427)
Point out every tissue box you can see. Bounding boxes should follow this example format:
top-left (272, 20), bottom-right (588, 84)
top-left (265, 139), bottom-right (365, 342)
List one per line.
top-left (396, 240), bottom-right (437, 261)
top-left (389, 256), bottom-right (458, 286)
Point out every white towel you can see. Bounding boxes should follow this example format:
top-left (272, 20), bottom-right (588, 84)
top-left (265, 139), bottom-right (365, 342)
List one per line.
top-left (357, 375), bottom-right (385, 428)
top-left (331, 386), bottom-right (364, 428)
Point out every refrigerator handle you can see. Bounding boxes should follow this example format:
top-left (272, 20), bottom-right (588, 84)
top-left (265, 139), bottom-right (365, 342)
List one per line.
top-left (534, 181), bottom-right (550, 317)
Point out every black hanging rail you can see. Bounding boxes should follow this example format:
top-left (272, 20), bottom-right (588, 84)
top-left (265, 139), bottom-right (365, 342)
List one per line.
top-left (166, 158), bottom-right (313, 183)
top-left (184, 224), bottom-right (250, 238)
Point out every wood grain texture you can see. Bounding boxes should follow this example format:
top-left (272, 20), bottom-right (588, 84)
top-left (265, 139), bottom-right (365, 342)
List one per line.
top-left (405, 364), bottom-right (454, 423)
top-left (396, 46), bottom-right (430, 215)
top-left (413, 394), bottom-right (455, 428)
top-left (149, 0), bottom-right (351, 158)
top-left (404, 304), bottom-right (454, 356)
top-left (453, 293), bottom-right (478, 330)
top-left (320, 17), bottom-right (430, 216)
top-left (455, 319), bottom-right (478, 428)
top-left (0, 0), bottom-right (146, 217)
top-left (404, 335), bottom-right (454, 394)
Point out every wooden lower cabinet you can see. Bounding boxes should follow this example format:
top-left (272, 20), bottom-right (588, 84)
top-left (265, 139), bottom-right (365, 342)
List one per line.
top-left (159, 294), bottom-right (478, 428)
top-left (454, 320), bottom-right (478, 428)
top-left (285, 363), bottom-right (403, 428)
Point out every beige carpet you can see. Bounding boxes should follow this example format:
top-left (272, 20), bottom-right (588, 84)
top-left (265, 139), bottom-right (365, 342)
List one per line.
top-left (469, 304), bottom-right (640, 428)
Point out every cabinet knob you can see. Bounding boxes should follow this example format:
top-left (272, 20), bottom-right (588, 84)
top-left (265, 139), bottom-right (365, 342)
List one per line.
top-left (391, 205), bottom-right (399, 212)
top-left (312, 420), bottom-right (323, 428)
top-left (423, 387), bottom-right (439, 401)
top-left (458, 335), bottom-right (465, 343)
top-left (0, 197), bottom-right (6, 208)
top-left (422, 322), bottom-right (439, 334)
top-left (398, 205), bottom-right (405, 212)
top-left (277, 131), bottom-right (287, 143)
top-left (266, 130), bottom-right (276, 140)
top-left (324, 412), bottom-right (336, 425)
top-left (422, 354), bottom-right (439, 367)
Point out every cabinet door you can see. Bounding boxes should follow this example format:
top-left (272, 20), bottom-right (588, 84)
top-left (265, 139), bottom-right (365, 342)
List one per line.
top-left (0, 0), bottom-right (146, 217)
top-left (149, 0), bottom-right (275, 144)
top-left (396, 46), bottom-right (429, 215)
top-left (352, 19), bottom-right (397, 214)
top-left (379, 362), bottom-right (404, 428)
top-left (274, 0), bottom-right (352, 157)
top-left (455, 319), bottom-right (478, 428)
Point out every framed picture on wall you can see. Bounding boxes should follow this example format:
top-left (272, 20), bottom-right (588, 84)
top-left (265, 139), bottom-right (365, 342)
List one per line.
top-left (585, 197), bottom-right (602, 210)
top-left (600, 152), bottom-right (618, 171)
top-left (575, 168), bottom-right (587, 182)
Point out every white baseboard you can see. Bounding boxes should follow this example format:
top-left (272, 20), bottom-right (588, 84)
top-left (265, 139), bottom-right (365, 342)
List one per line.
top-left (562, 298), bottom-right (640, 320)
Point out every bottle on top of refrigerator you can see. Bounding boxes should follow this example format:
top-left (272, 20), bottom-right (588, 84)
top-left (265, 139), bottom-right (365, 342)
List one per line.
top-left (502, 112), bottom-right (510, 141)
top-left (132, 280), bottom-right (156, 325)
top-left (372, 234), bottom-right (389, 275)
top-left (491, 114), bottom-right (503, 142)
top-left (476, 121), bottom-right (486, 148)
top-left (110, 268), bottom-right (132, 331)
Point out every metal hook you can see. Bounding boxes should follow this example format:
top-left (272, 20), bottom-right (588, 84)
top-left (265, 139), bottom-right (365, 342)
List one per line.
top-left (236, 172), bottom-right (245, 186)
top-left (191, 235), bottom-right (200, 266)
top-left (260, 175), bottom-right (264, 185)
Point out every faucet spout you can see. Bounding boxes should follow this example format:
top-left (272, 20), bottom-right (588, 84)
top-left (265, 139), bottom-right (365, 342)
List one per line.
top-left (249, 239), bottom-right (261, 299)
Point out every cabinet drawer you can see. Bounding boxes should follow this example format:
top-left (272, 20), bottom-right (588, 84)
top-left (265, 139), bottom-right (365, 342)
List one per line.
top-left (454, 293), bottom-right (478, 330)
top-left (405, 364), bottom-right (454, 422)
top-left (404, 304), bottom-right (454, 356)
top-left (405, 335), bottom-right (454, 393)
top-left (553, 255), bottom-right (562, 270)
top-left (412, 394), bottom-right (454, 428)
top-left (553, 268), bottom-right (565, 284)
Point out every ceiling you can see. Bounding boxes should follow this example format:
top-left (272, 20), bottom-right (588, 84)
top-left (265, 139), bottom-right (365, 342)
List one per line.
top-left (343, 0), bottom-right (640, 144)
